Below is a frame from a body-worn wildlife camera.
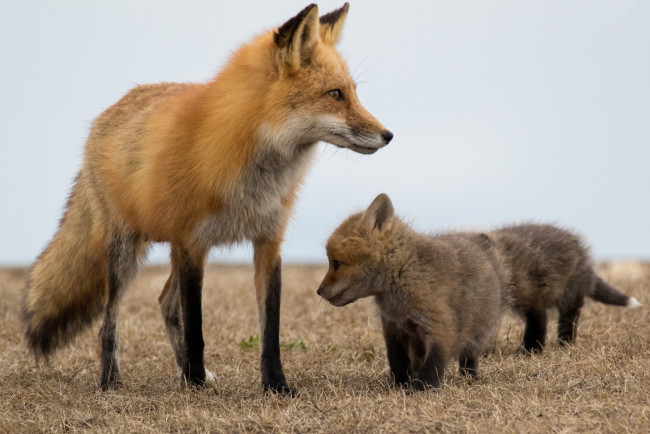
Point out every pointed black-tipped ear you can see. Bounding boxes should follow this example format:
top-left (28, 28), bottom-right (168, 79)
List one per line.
top-left (319, 3), bottom-right (349, 45)
top-left (274, 4), bottom-right (320, 73)
top-left (360, 193), bottom-right (395, 233)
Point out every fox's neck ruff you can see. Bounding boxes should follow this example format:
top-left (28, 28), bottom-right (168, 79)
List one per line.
top-left (188, 112), bottom-right (318, 250)
top-left (373, 223), bottom-right (421, 287)
top-left (196, 33), bottom-right (324, 176)
top-left (370, 225), bottom-right (419, 311)
top-left (372, 223), bottom-right (459, 327)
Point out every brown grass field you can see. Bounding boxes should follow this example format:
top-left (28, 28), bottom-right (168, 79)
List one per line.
top-left (1, 261), bottom-right (648, 433)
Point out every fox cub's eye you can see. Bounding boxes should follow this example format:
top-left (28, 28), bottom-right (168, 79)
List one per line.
top-left (328, 89), bottom-right (344, 101)
top-left (332, 259), bottom-right (342, 270)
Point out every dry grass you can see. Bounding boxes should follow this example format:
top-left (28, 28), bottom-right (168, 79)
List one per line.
top-left (1, 262), bottom-right (648, 433)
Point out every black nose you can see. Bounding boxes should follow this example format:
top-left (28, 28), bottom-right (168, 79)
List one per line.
top-left (382, 130), bottom-right (393, 144)
top-left (317, 287), bottom-right (322, 296)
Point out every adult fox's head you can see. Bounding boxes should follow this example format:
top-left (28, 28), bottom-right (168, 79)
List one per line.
top-left (259, 3), bottom-right (392, 155)
top-left (318, 194), bottom-right (395, 306)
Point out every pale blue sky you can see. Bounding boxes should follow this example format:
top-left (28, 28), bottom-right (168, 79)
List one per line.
top-left (1, 0), bottom-right (649, 265)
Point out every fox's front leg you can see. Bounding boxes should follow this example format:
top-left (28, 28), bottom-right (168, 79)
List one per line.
top-left (522, 308), bottom-right (547, 353)
top-left (413, 341), bottom-right (447, 391)
top-left (253, 238), bottom-right (293, 395)
top-left (381, 318), bottom-right (412, 387)
top-left (174, 245), bottom-right (207, 387)
top-left (159, 259), bottom-right (216, 385)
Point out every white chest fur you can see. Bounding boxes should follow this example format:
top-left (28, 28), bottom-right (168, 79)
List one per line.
top-left (191, 141), bottom-right (317, 249)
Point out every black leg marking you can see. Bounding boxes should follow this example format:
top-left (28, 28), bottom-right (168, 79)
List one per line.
top-left (459, 351), bottom-right (479, 378)
top-left (261, 262), bottom-right (293, 395)
top-left (178, 249), bottom-right (205, 387)
top-left (557, 287), bottom-right (585, 346)
top-left (414, 342), bottom-right (446, 391)
top-left (522, 308), bottom-right (547, 353)
top-left (558, 304), bottom-right (582, 345)
top-left (99, 319), bottom-right (120, 390)
top-left (381, 318), bottom-right (411, 387)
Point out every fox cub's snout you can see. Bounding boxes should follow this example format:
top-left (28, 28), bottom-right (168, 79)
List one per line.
top-left (317, 194), bottom-right (394, 306)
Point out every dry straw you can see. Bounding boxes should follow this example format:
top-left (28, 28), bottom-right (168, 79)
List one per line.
top-left (1, 262), bottom-right (648, 432)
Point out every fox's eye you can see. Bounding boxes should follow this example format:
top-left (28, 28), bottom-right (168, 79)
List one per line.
top-left (332, 259), bottom-right (342, 270)
top-left (328, 89), bottom-right (344, 101)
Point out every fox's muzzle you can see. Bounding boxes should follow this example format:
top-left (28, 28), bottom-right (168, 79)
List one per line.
top-left (317, 284), bottom-right (354, 307)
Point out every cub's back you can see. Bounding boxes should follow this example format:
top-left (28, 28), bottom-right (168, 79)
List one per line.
top-left (489, 224), bottom-right (591, 309)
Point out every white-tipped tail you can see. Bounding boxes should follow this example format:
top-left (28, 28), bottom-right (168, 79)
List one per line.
top-left (627, 297), bottom-right (642, 308)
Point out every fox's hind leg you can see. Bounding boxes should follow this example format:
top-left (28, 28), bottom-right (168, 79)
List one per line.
top-left (557, 303), bottom-right (582, 345)
top-left (381, 318), bottom-right (412, 387)
top-left (459, 350), bottom-right (479, 378)
top-left (521, 308), bottom-right (547, 353)
top-left (159, 269), bottom-right (184, 378)
top-left (168, 245), bottom-right (208, 387)
top-left (99, 232), bottom-right (142, 390)
top-left (413, 341), bottom-right (447, 391)
top-left (557, 274), bottom-right (588, 345)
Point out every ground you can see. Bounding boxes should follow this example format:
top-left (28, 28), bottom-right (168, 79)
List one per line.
top-left (0, 262), bottom-right (648, 433)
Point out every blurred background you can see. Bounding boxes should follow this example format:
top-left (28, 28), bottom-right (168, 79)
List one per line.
top-left (1, 0), bottom-right (648, 265)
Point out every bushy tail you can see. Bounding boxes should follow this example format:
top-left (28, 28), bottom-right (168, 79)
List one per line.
top-left (590, 277), bottom-right (641, 308)
top-left (22, 176), bottom-right (108, 359)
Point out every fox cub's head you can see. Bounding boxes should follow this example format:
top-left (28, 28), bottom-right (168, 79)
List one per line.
top-left (318, 194), bottom-right (395, 306)
top-left (266, 3), bottom-right (392, 154)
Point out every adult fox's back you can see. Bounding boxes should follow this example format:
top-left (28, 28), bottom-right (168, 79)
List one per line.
top-left (23, 3), bottom-right (392, 392)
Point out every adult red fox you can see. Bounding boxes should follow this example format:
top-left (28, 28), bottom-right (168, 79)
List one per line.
top-left (318, 194), bottom-right (509, 390)
top-left (23, 3), bottom-right (392, 394)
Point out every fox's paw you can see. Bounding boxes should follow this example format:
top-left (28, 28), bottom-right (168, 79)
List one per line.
top-left (518, 345), bottom-right (544, 356)
top-left (99, 364), bottom-right (122, 391)
top-left (411, 380), bottom-right (441, 393)
top-left (264, 382), bottom-right (298, 397)
top-left (99, 375), bottom-right (123, 391)
top-left (183, 377), bottom-right (206, 389)
top-left (205, 369), bottom-right (216, 384)
top-left (177, 368), bottom-right (216, 387)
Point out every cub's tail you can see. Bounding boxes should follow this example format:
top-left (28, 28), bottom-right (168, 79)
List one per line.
top-left (22, 175), bottom-right (108, 359)
top-left (590, 277), bottom-right (641, 308)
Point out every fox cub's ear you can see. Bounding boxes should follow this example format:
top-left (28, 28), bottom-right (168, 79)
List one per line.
top-left (274, 4), bottom-right (320, 73)
top-left (319, 3), bottom-right (349, 45)
top-left (361, 193), bottom-right (394, 233)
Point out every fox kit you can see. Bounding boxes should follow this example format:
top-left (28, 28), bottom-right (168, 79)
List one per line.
top-left (23, 3), bottom-right (392, 393)
top-left (488, 224), bottom-right (641, 352)
top-left (317, 194), bottom-right (509, 390)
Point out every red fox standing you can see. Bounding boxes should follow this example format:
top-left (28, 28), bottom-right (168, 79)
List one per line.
top-left (22, 3), bottom-right (392, 393)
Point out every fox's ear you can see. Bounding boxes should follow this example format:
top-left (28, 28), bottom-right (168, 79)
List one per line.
top-left (360, 193), bottom-right (394, 233)
top-left (319, 3), bottom-right (349, 45)
top-left (274, 4), bottom-right (320, 73)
